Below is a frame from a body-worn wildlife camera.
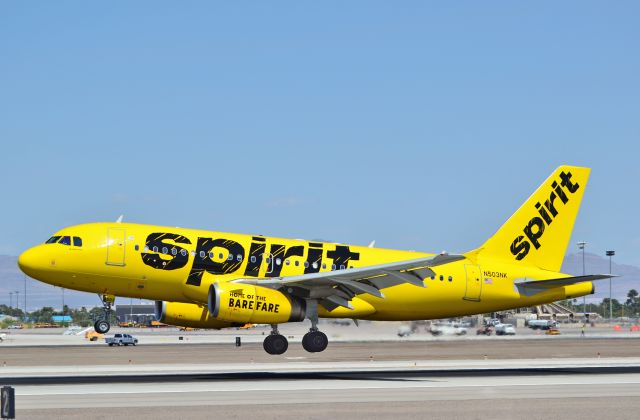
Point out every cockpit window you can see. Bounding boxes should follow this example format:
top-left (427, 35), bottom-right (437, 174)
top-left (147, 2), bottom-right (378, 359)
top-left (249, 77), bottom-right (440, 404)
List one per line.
top-left (59, 236), bottom-right (71, 246)
top-left (45, 236), bottom-right (61, 244)
top-left (73, 237), bottom-right (83, 247)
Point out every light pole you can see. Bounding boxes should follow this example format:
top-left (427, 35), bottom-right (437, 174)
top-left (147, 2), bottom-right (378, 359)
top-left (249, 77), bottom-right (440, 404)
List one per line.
top-left (9, 292), bottom-right (13, 309)
top-left (606, 250), bottom-right (615, 320)
top-left (15, 291), bottom-right (20, 315)
top-left (577, 242), bottom-right (587, 319)
top-left (24, 274), bottom-right (27, 317)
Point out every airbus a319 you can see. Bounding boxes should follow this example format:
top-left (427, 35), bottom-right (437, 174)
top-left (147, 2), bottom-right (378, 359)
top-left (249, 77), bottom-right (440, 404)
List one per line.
top-left (18, 165), bottom-right (613, 354)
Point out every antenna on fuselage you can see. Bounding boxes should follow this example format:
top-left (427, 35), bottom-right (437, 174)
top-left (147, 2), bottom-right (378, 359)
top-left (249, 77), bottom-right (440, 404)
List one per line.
top-left (115, 215), bottom-right (124, 223)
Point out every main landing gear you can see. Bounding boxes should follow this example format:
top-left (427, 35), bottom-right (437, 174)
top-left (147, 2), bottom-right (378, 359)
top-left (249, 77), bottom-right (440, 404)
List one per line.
top-left (261, 300), bottom-right (329, 355)
top-left (302, 326), bottom-right (328, 353)
top-left (263, 324), bottom-right (289, 355)
top-left (302, 299), bottom-right (328, 353)
top-left (94, 294), bottom-right (114, 334)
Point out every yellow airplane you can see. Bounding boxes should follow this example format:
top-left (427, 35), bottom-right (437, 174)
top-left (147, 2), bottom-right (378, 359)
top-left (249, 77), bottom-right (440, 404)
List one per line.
top-left (18, 165), bottom-right (613, 354)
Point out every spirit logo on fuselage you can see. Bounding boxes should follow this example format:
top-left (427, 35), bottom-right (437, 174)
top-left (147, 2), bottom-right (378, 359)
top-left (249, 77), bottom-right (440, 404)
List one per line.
top-left (141, 234), bottom-right (360, 286)
top-left (510, 171), bottom-right (580, 260)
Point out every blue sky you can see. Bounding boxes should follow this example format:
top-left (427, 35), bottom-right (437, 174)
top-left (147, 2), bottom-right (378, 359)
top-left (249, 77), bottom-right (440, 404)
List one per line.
top-left (1, 2), bottom-right (638, 266)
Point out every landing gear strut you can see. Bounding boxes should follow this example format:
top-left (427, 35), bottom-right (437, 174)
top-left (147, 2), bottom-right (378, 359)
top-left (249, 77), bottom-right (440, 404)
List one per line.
top-left (263, 324), bottom-right (288, 355)
top-left (94, 294), bottom-right (114, 334)
top-left (302, 300), bottom-right (328, 353)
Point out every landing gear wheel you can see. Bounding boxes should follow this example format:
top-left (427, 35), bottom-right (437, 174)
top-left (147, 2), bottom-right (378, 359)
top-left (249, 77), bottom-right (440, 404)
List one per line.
top-left (302, 331), bottom-right (328, 353)
top-left (94, 319), bottom-right (110, 334)
top-left (263, 334), bottom-right (288, 355)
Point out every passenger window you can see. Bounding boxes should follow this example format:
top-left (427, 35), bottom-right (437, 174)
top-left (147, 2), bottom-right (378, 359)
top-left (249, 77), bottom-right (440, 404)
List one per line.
top-left (276, 258), bottom-right (281, 265)
top-left (265, 258), bottom-right (271, 264)
top-left (251, 256), bottom-right (256, 263)
top-left (237, 255), bottom-right (243, 262)
top-left (59, 236), bottom-right (71, 246)
top-left (73, 237), bottom-right (83, 247)
top-left (162, 247), bottom-right (168, 254)
top-left (228, 254), bottom-right (234, 261)
top-left (144, 246), bottom-right (149, 252)
top-left (448, 276), bottom-right (453, 282)
top-left (285, 259), bottom-right (290, 265)
top-left (135, 244), bottom-right (140, 251)
top-left (172, 248), bottom-right (177, 256)
top-left (304, 261), bottom-right (309, 268)
top-left (340, 265), bottom-right (345, 270)
top-left (180, 249), bottom-right (187, 256)
top-left (294, 261), bottom-right (300, 267)
top-left (332, 264), bottom-right (336, 270)
top-left (199, 251), bottom-right (205, 258)
top-left (190, 250), bottom-right (196, 256)
top-left (153, 246), bottom-right (159, 253)
top-left (209, 252), bottom-right (214, 259)
top-left (218, 253), bottom-right (223, 259)
top-left (312, 262), bottom-right (318, 269)
top-left (322, 263), bottom-right (327, 269)
top-left (45, 236), bottom-right (61, 244)
top-left (439, 275), bottom-right (444, 281)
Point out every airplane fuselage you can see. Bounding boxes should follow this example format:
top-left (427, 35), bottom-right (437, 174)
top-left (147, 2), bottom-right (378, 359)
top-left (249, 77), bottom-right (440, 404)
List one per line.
top-left (18, 222), bottom-right (592, 321)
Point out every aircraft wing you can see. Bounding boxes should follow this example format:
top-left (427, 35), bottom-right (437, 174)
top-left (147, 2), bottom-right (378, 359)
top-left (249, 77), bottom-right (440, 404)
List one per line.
top-left (514, 274), bottom-right (616, 288)
top-left (232, 253), bottom-right (465, 311)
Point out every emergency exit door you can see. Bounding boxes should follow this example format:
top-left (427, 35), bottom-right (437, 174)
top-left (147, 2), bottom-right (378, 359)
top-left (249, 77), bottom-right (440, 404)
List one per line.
top-left (106, 228), bottom-right (126, 266)
top-left (463, 265), bottom-right (482, 301)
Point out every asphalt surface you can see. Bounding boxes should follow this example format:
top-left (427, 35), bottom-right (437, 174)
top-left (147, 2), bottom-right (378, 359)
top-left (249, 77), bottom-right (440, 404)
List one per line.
top-left (0, 338), bottom-right (637, 366)
top-left (3, 338), bottom-right (639, 419)
top-left (12, 367), bottom-right (640, 419)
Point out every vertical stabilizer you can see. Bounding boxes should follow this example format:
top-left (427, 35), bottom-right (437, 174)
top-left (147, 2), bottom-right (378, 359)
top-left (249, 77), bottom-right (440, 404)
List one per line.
top-left (477, 165), bottom-right (590, 272)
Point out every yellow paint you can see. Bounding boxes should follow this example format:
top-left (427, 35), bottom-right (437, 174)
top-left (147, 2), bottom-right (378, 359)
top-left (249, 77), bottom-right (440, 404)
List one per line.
top-left (18, 165), bottom-right (595, 326)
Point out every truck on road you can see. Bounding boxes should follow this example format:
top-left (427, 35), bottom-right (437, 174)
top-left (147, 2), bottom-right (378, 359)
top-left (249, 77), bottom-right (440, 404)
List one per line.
top-left (105, 333), bottom-right (138, 346)
top-left (495, 323), bottom-right (516, 336)
top-left (527, 319), bottom-right (557, 330)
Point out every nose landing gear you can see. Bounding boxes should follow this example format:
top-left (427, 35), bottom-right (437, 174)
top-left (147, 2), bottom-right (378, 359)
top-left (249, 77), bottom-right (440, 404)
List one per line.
top-left (93, 294), bottom-right (115, 334)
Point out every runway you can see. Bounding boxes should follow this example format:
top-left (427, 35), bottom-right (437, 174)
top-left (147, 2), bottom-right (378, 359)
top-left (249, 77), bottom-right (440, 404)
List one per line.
top-left (12, 364), bottom-right (640, 419)
top-left (3, 339), bottom-right (640, 419)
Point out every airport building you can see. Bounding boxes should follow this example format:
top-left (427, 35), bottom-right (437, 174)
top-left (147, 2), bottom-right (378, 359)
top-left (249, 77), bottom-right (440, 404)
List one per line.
top-left (115, 304), bottom-right (156, 325)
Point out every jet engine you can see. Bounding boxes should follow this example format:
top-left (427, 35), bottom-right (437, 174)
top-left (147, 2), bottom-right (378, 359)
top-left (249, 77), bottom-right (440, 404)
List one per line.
top-left (154, 301), bottom-right (234, 329)
top-left (208, 282), bottom-right (306, 324)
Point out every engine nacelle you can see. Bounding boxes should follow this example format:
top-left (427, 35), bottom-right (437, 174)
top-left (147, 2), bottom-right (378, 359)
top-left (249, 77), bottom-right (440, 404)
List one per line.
top-left (208, 282), bottom-right (306, 324)
top-left (155, 301), bottom-right (234, 329)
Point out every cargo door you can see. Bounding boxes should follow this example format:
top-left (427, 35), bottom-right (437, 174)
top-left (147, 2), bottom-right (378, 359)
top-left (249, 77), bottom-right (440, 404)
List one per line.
top-left (106, 228), bottom-right (126, 266)
top-left (463, 265), bottom-right (482, 301)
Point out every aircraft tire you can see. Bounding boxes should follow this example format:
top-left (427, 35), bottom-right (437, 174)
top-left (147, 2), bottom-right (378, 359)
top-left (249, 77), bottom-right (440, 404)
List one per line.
top-left (94, 320), bottom-right (110, 334)
top-left (263, 334), bottom-right (288, 355)
top-left (302, 331), bottom-right (328, 353)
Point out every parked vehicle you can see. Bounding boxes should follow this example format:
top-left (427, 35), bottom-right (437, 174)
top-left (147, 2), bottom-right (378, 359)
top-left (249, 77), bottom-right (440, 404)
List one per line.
top-left (7, 324), bottom-right (23, 329)
top-left (527, 319), bottom-right (557, 330)
top-left (105, 333), bottom-right (138, 346)
top-left (495, 323), bottom-right (516, 336)
top-left (397, 325), bottom-right (413, 337)
top-left (545, 327), bottom-right (561, 335)
top-left (429, 322), bottom-right (468, 336)
top-left (476, 326), bottom-right (493, 336)
top-left (85, 330), bottom-right (104, 342)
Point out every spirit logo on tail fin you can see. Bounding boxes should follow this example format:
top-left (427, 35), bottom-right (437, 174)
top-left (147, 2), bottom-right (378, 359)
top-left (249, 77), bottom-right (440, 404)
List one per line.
top-left (510, 171), bottom-right (580, 260)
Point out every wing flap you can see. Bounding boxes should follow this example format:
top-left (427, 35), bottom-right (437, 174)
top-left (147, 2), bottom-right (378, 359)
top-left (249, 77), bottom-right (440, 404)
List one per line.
top-left (231, 253), bottom-right (465, 310)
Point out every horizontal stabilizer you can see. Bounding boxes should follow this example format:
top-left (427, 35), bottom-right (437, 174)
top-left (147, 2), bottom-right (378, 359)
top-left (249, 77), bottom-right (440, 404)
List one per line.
top-left (515, 274), bottom-right (616, 288)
